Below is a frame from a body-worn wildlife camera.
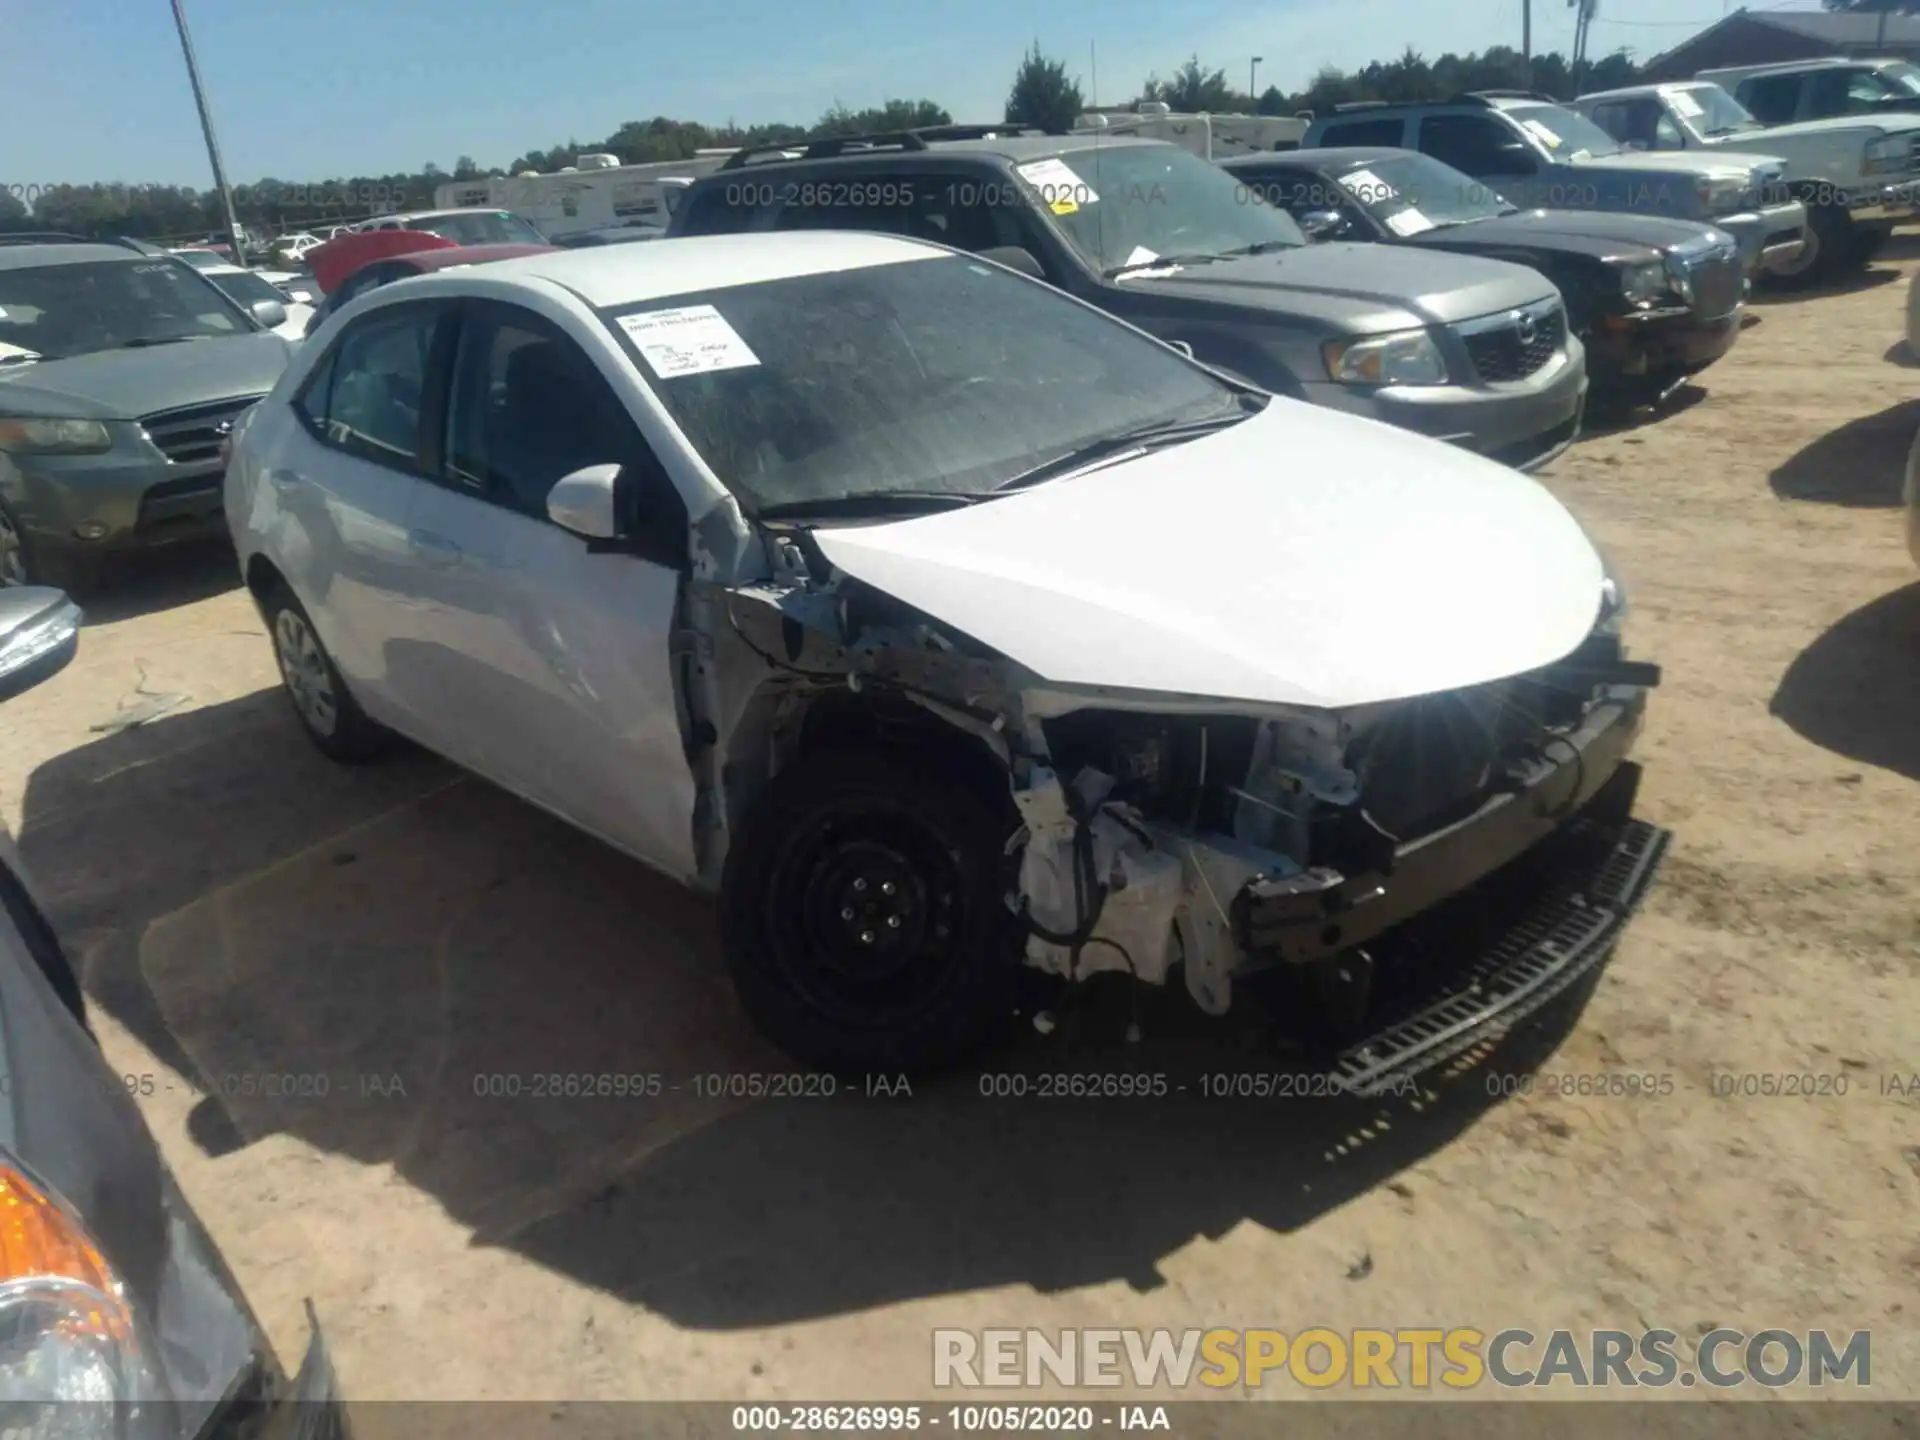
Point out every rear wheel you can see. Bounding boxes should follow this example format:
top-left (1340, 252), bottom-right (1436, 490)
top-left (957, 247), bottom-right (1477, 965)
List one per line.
top-left (263, 584), bottom-right (393, 762)
top-left (720, 748), bottom-right (1021, 1075)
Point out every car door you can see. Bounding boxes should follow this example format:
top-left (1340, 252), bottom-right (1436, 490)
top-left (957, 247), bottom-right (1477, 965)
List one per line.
top-left (276, 298), bottom-right (454, 735)
top-left (404, 298), bottom-right (698, 879)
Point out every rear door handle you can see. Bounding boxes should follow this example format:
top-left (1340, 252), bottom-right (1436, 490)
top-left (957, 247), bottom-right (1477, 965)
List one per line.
top-left (409, 529), bottom-right (463, 567)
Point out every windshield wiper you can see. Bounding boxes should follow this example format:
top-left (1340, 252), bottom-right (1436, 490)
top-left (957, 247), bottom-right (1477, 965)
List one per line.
top-left (991, 407), bottom-right (1257, 494)
top-left (1214, 239), bottom-right (1296, 258)
top-left (1103, 251), bottom-right (1231, 279)
top-left (0, 351), bottom-right (44, 367)
top-left (116, 334), bottom-right (213, 349)
top-left (756, 489), bottom-right (986, 521)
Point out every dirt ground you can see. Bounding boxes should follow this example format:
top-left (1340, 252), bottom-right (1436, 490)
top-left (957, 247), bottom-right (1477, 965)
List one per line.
top-left (1, 240), bottom-right (1917, 1420)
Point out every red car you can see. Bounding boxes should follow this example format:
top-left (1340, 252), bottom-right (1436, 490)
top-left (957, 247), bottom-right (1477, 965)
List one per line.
top-left (300, 229), bottom-right (556, 336)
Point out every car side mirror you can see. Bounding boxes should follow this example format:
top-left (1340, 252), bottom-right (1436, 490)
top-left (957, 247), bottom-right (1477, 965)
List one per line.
top-left (1300, 209), bottom-right (1348, 240)
top-left (548, 462), bottom-right (689, 568)
top-left (978, 245), bottom-right (1046, 280)
top-left (548, 463), bottom-right (623, 539)
top-left (250, 297), bottom-right (288, 329)
top-left (0, 587), bottom-right (82, 703)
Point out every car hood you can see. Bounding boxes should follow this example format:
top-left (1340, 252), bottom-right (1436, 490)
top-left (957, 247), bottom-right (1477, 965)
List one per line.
top-left (1571, 147), bottom-right (1782, 178)
top-left (1119, 242), bottom-right (1556, 328)
top-left (809, 399), bottom-right (1605, 710)
top-left (1747, 112), bottom-right (1920, 141)
top-left (1410, 208), bottom-right (1722, 262)
top-left (0, 331), bottom-right (292, 421)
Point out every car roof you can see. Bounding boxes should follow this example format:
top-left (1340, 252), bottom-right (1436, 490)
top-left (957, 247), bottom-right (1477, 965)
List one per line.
top-left (706, 133), bottom-right (1163, 179)
top-left (404, 243), bottom-right (558, 272)
top-left (362, 207), bottom-right (514, 224)
top-left (1221, 146), bottom-right (1407, 170)
top-left (416, 230), bottom-right (943, 308)
top-left (0, 243), bottom-right (140, 270)
top-left (1575, 83), bottom-right (1684, 101)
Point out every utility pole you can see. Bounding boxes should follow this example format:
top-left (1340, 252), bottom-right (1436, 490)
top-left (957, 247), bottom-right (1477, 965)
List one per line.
top-left (169, 0), bottom-right (248, 266)
top-left (1876, 3), bottom-right (1890, 51)
top-left (1522, 0), bottom-right (1534, 88)
top-left (1251, 56), bottom-right (1263, 105)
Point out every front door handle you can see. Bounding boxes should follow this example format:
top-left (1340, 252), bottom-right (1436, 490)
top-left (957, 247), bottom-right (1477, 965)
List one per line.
top-left (409, 529), bottom-right (463, 567)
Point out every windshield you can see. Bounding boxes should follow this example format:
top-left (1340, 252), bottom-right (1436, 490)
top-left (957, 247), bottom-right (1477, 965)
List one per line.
top-left (205, 268), bottom-right (291, 310)
top-left (1331, 153), bottom-right (1518, 231)
top-left (172, 249), bottom-right (225, 271)
top-left (1037, 144), bottom-right (1305, 273)
top-left (406, 211), bottom-right (546, 245)
top-left (1881, 62), bottom-right (1920, 97)
top-left (1507, 103), bottom-right (1624, 158)
top-left (1671, 84), bottom-right (1763, 136)
top-left (604, 252), bottom-right (1245, 514)
top-left (0, 258), bottom-right (251, 360)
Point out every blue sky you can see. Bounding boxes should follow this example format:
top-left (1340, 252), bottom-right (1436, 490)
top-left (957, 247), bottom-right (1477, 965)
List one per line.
top-left (6, 0), bottom-right (1762, 186)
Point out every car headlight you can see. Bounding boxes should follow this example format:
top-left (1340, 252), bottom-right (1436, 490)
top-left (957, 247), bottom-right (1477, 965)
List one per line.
top-left (1322, 328), bottom-right (1448, 386)
top-left (1618, 260), bottom-right (1672, 307)
top-left (0, 419), bottom-right (113, 456)
top-left (1864, 135), bottom-right (1906, 175)
top-left (1695, 175), bottom-right (1749, 215)
top-left (0, 1158), bottom-right (169, 1415)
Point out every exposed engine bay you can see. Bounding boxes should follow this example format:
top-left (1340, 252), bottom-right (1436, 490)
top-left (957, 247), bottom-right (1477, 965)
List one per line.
top-left (679, 524), bottom-right (1662, 1029)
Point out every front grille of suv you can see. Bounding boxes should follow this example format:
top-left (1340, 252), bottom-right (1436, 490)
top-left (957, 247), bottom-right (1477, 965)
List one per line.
top-left (139, 395), bottom-right (266, 466)
top-left (1458, 299), bottom-right (1564, 383)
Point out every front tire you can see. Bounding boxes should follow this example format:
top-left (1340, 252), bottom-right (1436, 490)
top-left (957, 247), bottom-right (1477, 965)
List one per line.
top-left (263, 584), bottom-right (392, 762)
top-left (721, 748), bottom-right (1021, 1075)
top-left (1766, 203), bottom-right (1854, 287)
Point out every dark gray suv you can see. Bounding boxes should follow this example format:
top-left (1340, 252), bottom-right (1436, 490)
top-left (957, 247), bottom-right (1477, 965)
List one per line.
top-left (0, 240), bottom-right (294, 589)
top-left (672, 124), bottom-right (1590, 471)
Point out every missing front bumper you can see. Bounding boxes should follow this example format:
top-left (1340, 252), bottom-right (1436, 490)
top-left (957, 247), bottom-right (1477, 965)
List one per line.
top-left (1328, 804), bottom-right (1670, 1097)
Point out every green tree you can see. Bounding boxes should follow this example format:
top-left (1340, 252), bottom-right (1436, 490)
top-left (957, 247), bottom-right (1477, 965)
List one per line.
top-left (812, 98), bottom-right (952, 137)
top-left (1005, 44), bottom-right (1085, 132)
top-left (1143, 56), bottom-right (1238, 111)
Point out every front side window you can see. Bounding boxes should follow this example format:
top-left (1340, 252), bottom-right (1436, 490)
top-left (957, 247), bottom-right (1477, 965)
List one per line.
top-left (305, 303), bottom-right (441, 469)
top-left (1318, 118), bottom-right (1407, 147)
top-left (601, 251), bottom-right (1244, 514)
top-left (0, 258), bottom-right (249, 360)
top-left (444, 306), bottom-right (654, 517)
top-left (1740, 75), bottom-right (1802, 124)
top-left (1420, 114), bottom-right (1535, 175)
top-left (1035, 143), bottom-right (1305, 274)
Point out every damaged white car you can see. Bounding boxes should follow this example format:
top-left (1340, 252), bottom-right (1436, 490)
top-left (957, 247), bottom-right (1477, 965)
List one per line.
top-left (224, 231), bottom-right (1671, 1085)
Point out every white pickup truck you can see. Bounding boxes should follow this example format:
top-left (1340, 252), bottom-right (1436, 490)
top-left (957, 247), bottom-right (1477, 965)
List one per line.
top-left (1573, 79), bottom-right (1920, 283)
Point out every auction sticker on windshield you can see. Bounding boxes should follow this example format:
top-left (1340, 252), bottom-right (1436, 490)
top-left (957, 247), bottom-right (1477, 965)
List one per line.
top-left (618, 305), bottom-right (760, 377)
top-left (1520, 118), bottom-right (1562, 147)
top-left (1385, 208), bottom-right (1436, 236)
top-left (1339, 168), bottom-right (1398, 205)
top-left (1662, 87), bottom-right (1705, 119)
top-left (1017, 157), bottom-right (1097, 214)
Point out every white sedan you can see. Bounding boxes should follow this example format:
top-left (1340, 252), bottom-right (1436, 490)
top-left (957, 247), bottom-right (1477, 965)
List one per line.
top-left (197, 262), bottom-right (314, 341)
top-left (225, 231), bottom-right (1663, 1078)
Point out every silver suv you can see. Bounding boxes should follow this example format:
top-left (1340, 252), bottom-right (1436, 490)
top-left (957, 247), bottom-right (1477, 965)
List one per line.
top-left (673, 124), bottom-right (1589, 471)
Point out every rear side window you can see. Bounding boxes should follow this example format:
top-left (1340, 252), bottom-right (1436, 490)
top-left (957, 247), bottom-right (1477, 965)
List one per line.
top-left (299, 303), bottom-right (443, 470)
top-left (672, 181), bottom-right (776, 236)
top-left (1317, 117), bottom-right (1406, 147)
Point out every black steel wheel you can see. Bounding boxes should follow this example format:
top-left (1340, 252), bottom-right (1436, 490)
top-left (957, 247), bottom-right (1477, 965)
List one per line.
top-left (721, 748), bottom-right (1019, 1075)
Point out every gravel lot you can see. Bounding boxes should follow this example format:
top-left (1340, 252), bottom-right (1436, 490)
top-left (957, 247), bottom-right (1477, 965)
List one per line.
top-left (1, 240), bottom-right (1916, 1419)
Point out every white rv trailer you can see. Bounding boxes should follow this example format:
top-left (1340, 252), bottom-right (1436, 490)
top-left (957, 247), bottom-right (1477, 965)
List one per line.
top-left (1072, 102), bottom-right (1311, 157)
top-left (433, 152), bottom-right (734, 238)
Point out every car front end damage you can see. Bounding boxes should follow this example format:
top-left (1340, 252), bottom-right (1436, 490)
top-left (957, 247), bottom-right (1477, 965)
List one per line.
top-left (693, 535), bottom-right (1670, 1089)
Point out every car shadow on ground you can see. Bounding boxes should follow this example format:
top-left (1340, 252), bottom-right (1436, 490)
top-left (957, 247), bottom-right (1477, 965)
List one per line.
top-left (1883, 339), bottom-right (1919, 369)
top-left (1750, 264), bottom-right (1900, 307)
top-left (1579, 381), bottom-right (1707, 439)
top-left (71, 541), bottom-right (244, 626)
top-left (17, 689), bottom-right (1603, 1328)
top-left (1770, 582), bottom-right (1920, 783)
top-left (1769, 397), bottom-right (1919, 506)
